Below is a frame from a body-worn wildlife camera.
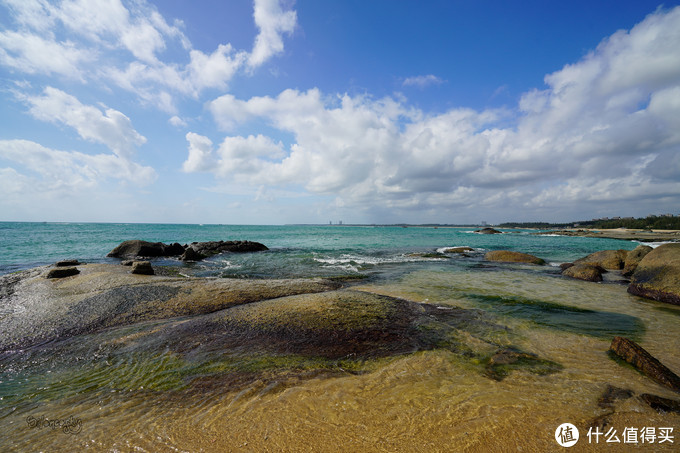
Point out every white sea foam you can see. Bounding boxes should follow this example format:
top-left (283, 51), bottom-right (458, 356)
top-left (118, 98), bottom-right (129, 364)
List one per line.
top-left (436, 245), bottom-right (480, 254)
top-left (635, 241), bottom-right (674, 248)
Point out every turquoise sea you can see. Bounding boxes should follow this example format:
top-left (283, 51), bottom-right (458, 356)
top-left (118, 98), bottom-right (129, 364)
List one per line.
top-left (0, 222), bottom-right (642, 278)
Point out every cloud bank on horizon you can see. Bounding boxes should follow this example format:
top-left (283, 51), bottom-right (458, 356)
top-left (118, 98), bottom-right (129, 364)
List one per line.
top-left (0, 0), bottom-right (679, 224)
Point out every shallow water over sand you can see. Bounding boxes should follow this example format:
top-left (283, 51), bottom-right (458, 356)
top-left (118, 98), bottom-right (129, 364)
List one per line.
top-left (2, 263), bottom-right (679, 452)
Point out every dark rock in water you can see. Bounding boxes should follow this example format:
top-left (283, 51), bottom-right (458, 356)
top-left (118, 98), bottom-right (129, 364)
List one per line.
top-left (628, 243), bottom-right (680, 305)
top-left (121, 260), bottom-right (134, 266)
top-left (609, 336), bottom-right (680, 392)
top-left (44, 267), bottom-right (80, 278)
top-left (55, 259), bottom-right (80, 267)
top-left (179, 246), bottom-right (205, 261)
top-left (475, 227), bottom-right (502, 234)
top-left (559, 263), bottom-right (574, 271)
top-left (484, 347), bottom-right (562, 381)
top-left (180, 240), bottom-right (269, 261)
top-left (562, 264), bottom-right (603, 282)
top-left (485, 250), bottom-right (546, 265)
top-left (131, 261), bottom-right (154, 275)
top-left (574, 249), bottom-right (628, 270)
top-left (597, 384), bottom-right (633, 408)
top-left (622, 245), bottom-right (653, 277)
top-left (640, 393), bottom-right (680, 414)
top-left (107, 240), bottom-right (184, 259)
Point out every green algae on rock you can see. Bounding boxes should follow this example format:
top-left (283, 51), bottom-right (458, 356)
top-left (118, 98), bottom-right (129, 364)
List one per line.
top-left (628, 243), bottom-right (680, 305)
top-left (484, 250), bottom-right (545, 265)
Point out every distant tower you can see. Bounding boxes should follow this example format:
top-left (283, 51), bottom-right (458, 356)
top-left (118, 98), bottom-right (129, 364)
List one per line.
top-left (338, 220), bottom-right (343, 225)
top-left (329, 220), bottom-right (332, 225)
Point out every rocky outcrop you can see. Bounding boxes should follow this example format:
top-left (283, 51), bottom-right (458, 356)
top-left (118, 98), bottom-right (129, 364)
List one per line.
top-left (107, 240), bottom-right (185, 259)
top-left (45, 267), bottom-right (80, 278)
top-left (627, 243), bottom-right (680, 305)
top-left (0, 263), bottom-right (340, 352)
top-left (562, 264), bottom-right (603, 282)
top-left (475, 227), bottom-right (502, 234)
top-left (130, 261), bottom-right (154, 275)
top-left (56, 259), bottom-right (80, 267)
top-left (107, 239), bottom-right (269, 261)
top-left (622, 245), bottom-right (653, 277)
top-left (609, 336), bottom-right (680, 392)
top-left (180, 240), bottom-right (269, 260)
top-left (574, 249), bottom-right (628, 270)
top-left (484, 250), bottom-right (545, 265)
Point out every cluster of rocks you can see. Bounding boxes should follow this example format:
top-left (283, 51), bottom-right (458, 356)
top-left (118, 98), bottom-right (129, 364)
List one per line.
top-left (559, 243), bottom-right (680, 305)
top-left (107, 239), bottom-right (268, 261)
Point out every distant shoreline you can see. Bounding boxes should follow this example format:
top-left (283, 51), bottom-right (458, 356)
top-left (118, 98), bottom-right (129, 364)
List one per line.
top-left (532, 228), bottom-right (680, 242)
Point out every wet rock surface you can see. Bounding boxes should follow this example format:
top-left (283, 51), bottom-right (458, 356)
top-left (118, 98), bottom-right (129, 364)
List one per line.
top-left (484, 347), bottom-right (563, 381)
top-left (628, 243), bottom-right (680, 305)
top-left (574, 249), bottom-right (628, 270)
top-left (609, 336), bottom-right (680, 392)
top-left (107, 240), bottom-right (185, 259)
top-left (484, 250), bottom-right (546, 265)
top-left (622, 245), bottom-right (653, 277)
top-left (180, 240), bottom-right (269, 261)
top-left (0, 263), bottom-right (340, 352)
top-left (562, 264), bottom-right (604, 282)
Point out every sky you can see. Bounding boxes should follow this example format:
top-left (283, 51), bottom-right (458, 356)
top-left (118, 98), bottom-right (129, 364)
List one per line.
top-left (1, 0), bottom-right (679, 225)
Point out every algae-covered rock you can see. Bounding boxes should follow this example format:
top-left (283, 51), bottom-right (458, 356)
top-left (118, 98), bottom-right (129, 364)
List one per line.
top-left (574, 249), bottom-right (628, 270)
top-left (562, 264), bottom-right (603, 282)
top-left (484, 347), bottom-right (562, 381)
top-left (485, 250), bottom-right (545, 265)
top-left (609, 336), bottom-right (680, 392)
top-left (628, 243), bottom-right (680, 305)
top-left (0, 263), bottom-right (340, 352)
top-left (622, 245), bottom-right (653, 277)
top-left (163, 291), bottom-right (481, 360)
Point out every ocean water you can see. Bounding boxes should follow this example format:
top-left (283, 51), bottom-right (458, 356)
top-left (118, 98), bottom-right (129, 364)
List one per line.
top-left (2, 222), bottom-right (680, 451)
top-left (0, 222), bottom-right (641, 277)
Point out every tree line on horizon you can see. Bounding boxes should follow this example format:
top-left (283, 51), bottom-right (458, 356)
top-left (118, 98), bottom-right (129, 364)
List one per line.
top-left (499, 214), bottom-right (680, 230)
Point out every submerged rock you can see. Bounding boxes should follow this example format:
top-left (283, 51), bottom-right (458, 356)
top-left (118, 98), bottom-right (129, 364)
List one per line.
top-left (484, 347), bottom-right (562, 381)
top-left (44, 267), bottom-right (80, 278)
top-left (597, 384), bottom-right (633, 409)
top-left (622, 245), bottom-right (653, 277)
top-left (484, 250), bottom-right (546, 265)
top-left (609, 336), bottom-right (680, 392)
top-left (562, 264), bottom-right (603, 282)
top-left (639, 393), bottom-right (680, 414)
top-left (574, 249), bottom-right (628, 270)
top-left (628, 243), bottom-right (680, 305)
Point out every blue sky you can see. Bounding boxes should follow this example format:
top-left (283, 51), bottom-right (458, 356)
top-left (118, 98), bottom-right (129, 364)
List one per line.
top-left (1, 0), bottom-right (679, 224)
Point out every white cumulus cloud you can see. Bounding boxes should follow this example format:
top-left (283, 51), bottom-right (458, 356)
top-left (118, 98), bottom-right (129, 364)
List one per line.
top-left (192, 6), bottom-right (680, 219)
